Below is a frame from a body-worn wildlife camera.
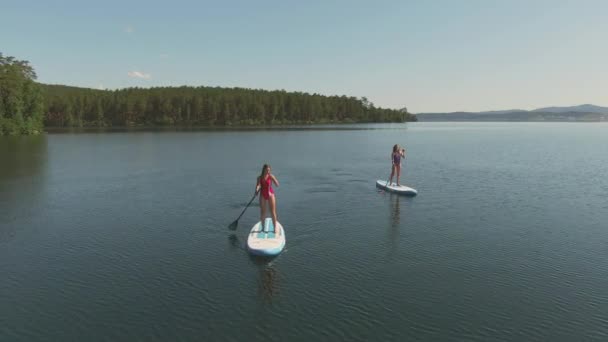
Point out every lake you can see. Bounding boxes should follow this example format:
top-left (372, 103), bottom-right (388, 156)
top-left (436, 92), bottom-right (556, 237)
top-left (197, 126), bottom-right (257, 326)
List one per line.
top-left (1, 123), bottom-right (608, 341)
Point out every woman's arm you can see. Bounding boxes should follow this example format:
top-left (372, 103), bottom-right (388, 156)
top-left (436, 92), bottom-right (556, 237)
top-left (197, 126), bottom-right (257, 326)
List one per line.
top-left (271, 174), bottom-right (279, 187)
top-left (255, 177), bottom-right (261, 193)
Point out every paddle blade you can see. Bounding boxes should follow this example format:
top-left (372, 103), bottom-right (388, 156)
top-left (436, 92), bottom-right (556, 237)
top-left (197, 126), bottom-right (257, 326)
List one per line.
top-left (228, 220), bottom-right (238, 230)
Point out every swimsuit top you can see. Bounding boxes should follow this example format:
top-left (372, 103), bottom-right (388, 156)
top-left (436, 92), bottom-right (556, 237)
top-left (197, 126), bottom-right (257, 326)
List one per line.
top-left (393, 152), bottom-right (401, 165)
top-left (260, 175), bottom-right (274, 197)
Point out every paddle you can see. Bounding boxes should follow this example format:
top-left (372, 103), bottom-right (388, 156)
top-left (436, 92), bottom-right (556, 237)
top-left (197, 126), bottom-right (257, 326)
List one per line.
top-left (228, 190), bottom-right (259, 230)
top-left (385, 157), bottom-right (393, 187)
top-left (379, 175), bottom-right (394, 194)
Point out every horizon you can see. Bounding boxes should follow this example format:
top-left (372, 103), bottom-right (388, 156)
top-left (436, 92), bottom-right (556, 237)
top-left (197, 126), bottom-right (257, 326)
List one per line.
top-left (2, 0), bottom-right (607, 112)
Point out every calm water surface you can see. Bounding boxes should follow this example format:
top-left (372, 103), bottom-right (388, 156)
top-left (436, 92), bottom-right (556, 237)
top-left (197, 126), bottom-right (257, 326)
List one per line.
top-left (1, 123), bottom-right (608, 341)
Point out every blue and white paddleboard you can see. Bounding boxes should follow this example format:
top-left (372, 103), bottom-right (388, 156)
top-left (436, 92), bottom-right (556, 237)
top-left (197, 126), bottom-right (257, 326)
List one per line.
top-left (376, 180), bottom-right (418, 196)
top-left (247, 218), bottom-right (286, 256)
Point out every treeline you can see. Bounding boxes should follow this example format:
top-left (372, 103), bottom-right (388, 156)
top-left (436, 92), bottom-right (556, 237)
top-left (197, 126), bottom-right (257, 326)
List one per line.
top-left (0, 53), bottom-right (44, 135)
top-left (1, 52), bottom-right (416, 135)
top-left (42, 85), bottom-right (416, 127)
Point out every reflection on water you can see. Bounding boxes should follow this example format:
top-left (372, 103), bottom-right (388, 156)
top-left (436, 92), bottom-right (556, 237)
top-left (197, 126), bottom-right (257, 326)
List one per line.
top-left (228, 234), bottom-right (243, 250)
top-left (0, 135), bottom-right (47, 181)
top-left (390, 194), bottom-right (401, 228)
top-left (255, 261), bottom-right (279, 304)
top-left (387, 194), bottom-right (404, 259)
top-left (0, 136), bottom-right (48, 241)
top-left (228, 234), bottom-right (280, 303)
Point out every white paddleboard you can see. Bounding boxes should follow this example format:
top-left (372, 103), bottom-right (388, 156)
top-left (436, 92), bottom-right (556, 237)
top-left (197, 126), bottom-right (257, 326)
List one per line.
top-left (247, 218), bottom-right (286, 256)
top-left (376, 180), bottom-right (418, 196)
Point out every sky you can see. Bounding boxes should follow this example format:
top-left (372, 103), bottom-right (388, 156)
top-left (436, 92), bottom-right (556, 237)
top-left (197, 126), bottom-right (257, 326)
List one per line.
top-left (1, 0), bottom-right (607, 112)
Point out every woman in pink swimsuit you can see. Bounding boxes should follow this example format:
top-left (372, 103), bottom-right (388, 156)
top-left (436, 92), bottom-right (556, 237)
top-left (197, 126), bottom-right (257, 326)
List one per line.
top-left (255, 164), bottom-right (280, 229)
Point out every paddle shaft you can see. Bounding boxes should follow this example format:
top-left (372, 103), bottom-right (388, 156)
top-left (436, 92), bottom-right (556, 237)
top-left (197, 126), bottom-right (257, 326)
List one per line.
top-left (235, 191), bottom-right (258, 222)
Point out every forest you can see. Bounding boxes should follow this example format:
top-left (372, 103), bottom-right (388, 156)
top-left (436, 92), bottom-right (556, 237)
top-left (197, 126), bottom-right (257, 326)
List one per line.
top-left (0, 53), bottom-right (44, 134)
top-left (1, 53), bottom-right (416, 135)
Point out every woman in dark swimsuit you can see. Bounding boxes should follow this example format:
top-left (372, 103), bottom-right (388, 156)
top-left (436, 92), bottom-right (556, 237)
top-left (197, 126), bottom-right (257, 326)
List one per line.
top-left (389, 144), bottom-right (406, 186)
top-left (255, 164), bottom-right (280, 229)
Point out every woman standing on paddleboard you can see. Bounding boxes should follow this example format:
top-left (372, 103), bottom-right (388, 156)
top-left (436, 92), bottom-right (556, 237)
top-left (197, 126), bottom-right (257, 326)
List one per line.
top-left (389, 144), bottom-right (406, 186)
top-left (255, 164), bottom-right (279, 229)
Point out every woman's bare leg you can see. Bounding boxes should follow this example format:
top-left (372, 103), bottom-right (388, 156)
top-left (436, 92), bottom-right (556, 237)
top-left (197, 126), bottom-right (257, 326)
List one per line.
top-left (259, 196), bottom-right (267, 230)
top-left (269, 195), bottom-right (278, 233)
top-left (396, 165), bottom-right (401, 186)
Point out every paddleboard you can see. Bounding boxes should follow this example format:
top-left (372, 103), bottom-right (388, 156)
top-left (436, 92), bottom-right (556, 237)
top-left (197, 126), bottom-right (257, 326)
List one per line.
top-left (376, 180), bottom-right (418, 196)
top-left (247, 218), bottom-right (286, 256)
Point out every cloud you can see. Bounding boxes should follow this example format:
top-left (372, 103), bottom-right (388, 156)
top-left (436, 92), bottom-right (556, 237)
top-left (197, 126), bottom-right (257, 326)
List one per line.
top-left (124, 25), bottom-right (134, 34)
top-left (97, 84), bottom-right (105, 90)
top-left (127, 71), bottom-right (151, 79)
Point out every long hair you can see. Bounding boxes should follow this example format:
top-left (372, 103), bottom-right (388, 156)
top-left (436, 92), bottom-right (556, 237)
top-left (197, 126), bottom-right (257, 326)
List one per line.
top-left (393, 144), bottom-right (399, 153)
top-left (259, 164), bottom-right (270, 181)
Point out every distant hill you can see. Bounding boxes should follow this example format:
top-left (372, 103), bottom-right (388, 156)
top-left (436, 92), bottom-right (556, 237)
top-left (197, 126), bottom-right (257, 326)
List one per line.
top-left (416, 104), bottom-right (608, 122)
top-left (532, 104), bottom-right (608, 114)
